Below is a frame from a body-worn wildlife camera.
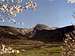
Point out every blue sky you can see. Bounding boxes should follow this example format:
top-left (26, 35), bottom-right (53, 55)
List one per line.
top-left (1, 0), bottom-right (75, 28)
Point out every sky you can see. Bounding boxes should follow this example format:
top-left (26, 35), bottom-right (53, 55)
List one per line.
top-left (1, 0), bottom-right (75, 28)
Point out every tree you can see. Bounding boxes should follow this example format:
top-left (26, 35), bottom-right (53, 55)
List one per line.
top-left (61, 0), bottom-right (75, 56)
top-left (0, 0), bottom-right (38, 24)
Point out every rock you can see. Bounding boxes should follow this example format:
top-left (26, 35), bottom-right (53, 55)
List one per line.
top-left (33, 24), bottom-right (51, 31)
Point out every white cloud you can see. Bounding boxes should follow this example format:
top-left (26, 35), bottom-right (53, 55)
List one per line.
top-left (67, 0), bottom-right (75, 4)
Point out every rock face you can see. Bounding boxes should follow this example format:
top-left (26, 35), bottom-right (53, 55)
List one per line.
top-left (33, 24), bottom-right (52, 31)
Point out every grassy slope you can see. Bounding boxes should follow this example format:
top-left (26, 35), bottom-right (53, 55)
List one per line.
top-left (0, 41), bottom-right (62, 56)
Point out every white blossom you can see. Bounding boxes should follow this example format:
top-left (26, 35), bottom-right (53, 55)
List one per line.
top-left (0, 0), bottom-right (38, 23)
top-left (0, 44), bottom-right (20, 54)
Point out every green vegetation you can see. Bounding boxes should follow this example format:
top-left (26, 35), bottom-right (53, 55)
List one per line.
top-left (0, 43), bottom-right (62, 56)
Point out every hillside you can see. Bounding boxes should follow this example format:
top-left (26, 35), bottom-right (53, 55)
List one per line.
top-left (0, 24), bottom-right (74, 56)
top-left (0, 24), bottom-right (74, 44)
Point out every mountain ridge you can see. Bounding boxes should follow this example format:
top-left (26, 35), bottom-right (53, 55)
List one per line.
top-left (0, 24), bottom-right (74, 44)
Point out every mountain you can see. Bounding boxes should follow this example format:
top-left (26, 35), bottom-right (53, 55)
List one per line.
top-left (0, 24), bottom-right (74, 44)
top-left (31, 24), bottom-right (75, 43)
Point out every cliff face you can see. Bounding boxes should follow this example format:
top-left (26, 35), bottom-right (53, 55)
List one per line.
top-left (0, 24), bottom-right (74, 43)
